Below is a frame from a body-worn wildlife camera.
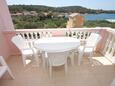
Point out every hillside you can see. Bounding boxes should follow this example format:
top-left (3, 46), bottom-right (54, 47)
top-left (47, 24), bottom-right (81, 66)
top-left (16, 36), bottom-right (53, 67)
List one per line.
top-left (8, 5), bottom-right (115, 29)
top-left (8, 5), bottom-right (115, 14)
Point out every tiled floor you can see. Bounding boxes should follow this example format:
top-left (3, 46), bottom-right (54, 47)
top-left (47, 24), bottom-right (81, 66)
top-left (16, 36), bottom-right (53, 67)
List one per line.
top-left (0, 52), bottom-right (115, 86)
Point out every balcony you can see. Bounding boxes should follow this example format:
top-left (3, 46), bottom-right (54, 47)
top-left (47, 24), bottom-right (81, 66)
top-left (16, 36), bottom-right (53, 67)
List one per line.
top-left (0, 27), bottom-right (115, 86)
top-left (0, 0), bottom-right (115, 85)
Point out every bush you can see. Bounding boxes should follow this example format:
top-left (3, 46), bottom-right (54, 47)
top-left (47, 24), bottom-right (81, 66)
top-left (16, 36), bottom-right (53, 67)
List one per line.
top-left (84, 20), bottom-right (115, 29)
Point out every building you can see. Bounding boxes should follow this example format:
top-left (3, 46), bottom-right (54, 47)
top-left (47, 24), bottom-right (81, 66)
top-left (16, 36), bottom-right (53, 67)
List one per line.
top-left (11, 13), bottom-right (23, 16)
top-left (30, 11), bottom-right (38, 16)
top-left (66, 13), bottom-right (84, 28)
top-left (23, 11), bottom-right (31, 16)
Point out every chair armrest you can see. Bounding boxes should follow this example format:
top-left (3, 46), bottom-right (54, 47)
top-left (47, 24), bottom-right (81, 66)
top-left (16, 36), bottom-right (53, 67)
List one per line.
top-left (25, 40), bottom-right (32, 48)
top-left (0, 66), bottom-right (7, 78)
top-left (21, 48), bottom-right (32, 51)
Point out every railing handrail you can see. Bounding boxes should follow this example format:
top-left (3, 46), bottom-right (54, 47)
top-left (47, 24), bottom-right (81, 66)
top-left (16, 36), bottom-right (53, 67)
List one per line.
top-left (15, 27), bottom-right (103, 32)
top-left (103, 27), bottom-right (115, 34)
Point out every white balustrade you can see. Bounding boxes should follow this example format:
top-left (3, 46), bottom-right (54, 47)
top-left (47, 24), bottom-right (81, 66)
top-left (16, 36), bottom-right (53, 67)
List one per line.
top-left (16, 28), bottom-right (101, 41)
top-left (15, 28), bottom-right (100, 50)
top-left (15, 27), bottom-right (115, 64)
top-left (102, 30), bottom-right (115, 63)
top-left (66, 29), bottom-right (98, 41)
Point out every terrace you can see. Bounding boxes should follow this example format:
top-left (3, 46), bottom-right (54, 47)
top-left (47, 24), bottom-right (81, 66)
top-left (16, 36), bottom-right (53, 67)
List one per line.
top-left (0, 0), bottom-right (115, 86)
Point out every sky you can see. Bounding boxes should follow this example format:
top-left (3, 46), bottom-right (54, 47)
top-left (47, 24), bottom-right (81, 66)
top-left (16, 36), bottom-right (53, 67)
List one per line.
top-left (6, 0), bottom-right (115, 10)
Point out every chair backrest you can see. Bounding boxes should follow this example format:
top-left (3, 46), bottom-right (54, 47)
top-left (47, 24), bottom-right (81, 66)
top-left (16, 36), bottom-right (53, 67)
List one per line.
top-left (47, 51), bottom-right (69, 66)
top-left (85, 33), bottom-right (102, 47)
top-left (11, 35), bottom-right (30, 50)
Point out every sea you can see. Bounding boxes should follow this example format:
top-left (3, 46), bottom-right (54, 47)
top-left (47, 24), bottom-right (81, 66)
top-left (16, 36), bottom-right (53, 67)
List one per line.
top-left (82, 13), bottom-right (115, 21)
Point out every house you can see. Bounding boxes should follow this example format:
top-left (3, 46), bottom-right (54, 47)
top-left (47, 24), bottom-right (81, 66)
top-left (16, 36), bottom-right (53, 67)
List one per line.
top-left (30, 11), bottom-right (38, 16)
top-left (66, 13), bottom-right (84, 28)
top-left (23, 11), bottom-right (31, 16)
top-left (11, 12), bottom-right (23, 16)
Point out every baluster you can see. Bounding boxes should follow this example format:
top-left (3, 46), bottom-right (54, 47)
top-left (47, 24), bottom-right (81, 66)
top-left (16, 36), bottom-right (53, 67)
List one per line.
top-left (40, 32), bottom-right (44, 38)
top-left (111, 43), bottom-right (115, 63)
top-left (50, 32), bottom-right (53, 37)
top-left (65, 32), bottom-right (68, 37)
top-left (34, 32), bottom-right (38, 40)
top-left (85, 32), bottom-right (88, 39)
top-left (22, 33), bottom-right (25, 39)
top-left (109, 43), bottom-right (115, 58)
top-left (38, 32), bottom-right (41, 38)
top-left (103, 33), bottom-right (111, 55)
top-left (28, 33), bottom-right (32, 40)
top-left (105, 36), bottom-right (114, 56)
top-left (31, 32), bottom-right (34, 40)
top-left (80, 31), bottom-right (83, 40)
top-left (45, 32), bottom-right (49, 37)
top-left (47, 32), bottom-right (50, 37)
top-left (42, 32), bottom-right (46, 38)
top-left (109, 37), bottom-right (115, 56)
top-left (75, 31), bottom-right (78, 39)
top-left (24, 33), bottom-right (28, 40)
top-left (37, 33), bottom-right (40, 39)
top-left (87, 32), bottom-right (91, 38)
top-left (71, 31), bottom-right (74, 37)
top-left (77, 32), bottom-right (80, 39)
top-left (47, 32), bottom-right (52, 37)
top-left (82, 31), bottom-right (86, 40)
top-left (33, 32), bottom-right (36, 39)
top-left (73, 32), bottom-right (77, 38)
top-left (66, 31), bottom-right (70, 37)
top-left (20, 33), bottom-right (23, 38)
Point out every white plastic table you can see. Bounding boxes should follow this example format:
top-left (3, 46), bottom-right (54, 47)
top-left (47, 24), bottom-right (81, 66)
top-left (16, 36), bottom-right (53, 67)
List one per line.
top-left (34, 37), bottom-right (80, 67)
top-left (34, 37), bottom-right (80, 53)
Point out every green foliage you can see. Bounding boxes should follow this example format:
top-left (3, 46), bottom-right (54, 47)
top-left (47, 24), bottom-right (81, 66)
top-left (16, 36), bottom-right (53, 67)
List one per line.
top-left (12, 15), bottom-right (67, 29)
top-left (84, 20), bottom-right (115, 28)
top-left (9, 5), bottom-right (115, 14)
top-left (9, 5), bottom-right (115, 29)
top-left (44, 22), bottom-right (57, 28)
top-left (12, 15), bottom-right (115, 29)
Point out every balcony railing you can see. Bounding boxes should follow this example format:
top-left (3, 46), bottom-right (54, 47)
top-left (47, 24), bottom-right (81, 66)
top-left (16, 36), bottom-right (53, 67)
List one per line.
top-left (4, 27), bottom-right (115, 64)
top-left (16, 27), bottom-right (101, 40)
top-left (102, 28), bottom-right (115, 63)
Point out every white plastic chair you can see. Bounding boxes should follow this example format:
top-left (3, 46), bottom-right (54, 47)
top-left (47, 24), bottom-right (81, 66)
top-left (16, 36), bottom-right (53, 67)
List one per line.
top-left (68, 49), bottom-right (76, 66)
top-left (0, 56), bottom-right (14, 79)
top-left (47, 51), bottom-right (69, 78)
top-left (111, 78), bottom-right (115, 86)
top-left (11, 35), bottom-right (38, 66)
top-left (78, 33), bottom-right (102, 65)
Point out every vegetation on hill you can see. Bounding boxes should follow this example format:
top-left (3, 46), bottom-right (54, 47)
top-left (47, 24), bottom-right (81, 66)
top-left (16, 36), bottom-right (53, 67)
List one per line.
top-left (8, 5), bottom-right (115, 29)
top-left (9, 5), bottom-right (115, 14)
top-left (84, 20), bottom-right (115, 28)
top-left (12, 15), bottom-right (67, 29)
top-left (12, 15), bottom-right (115, 29)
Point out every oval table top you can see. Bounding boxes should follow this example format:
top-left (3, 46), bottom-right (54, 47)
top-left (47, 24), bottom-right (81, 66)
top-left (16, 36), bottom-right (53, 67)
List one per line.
top-left (34, 37), bottom-right (80, 53)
